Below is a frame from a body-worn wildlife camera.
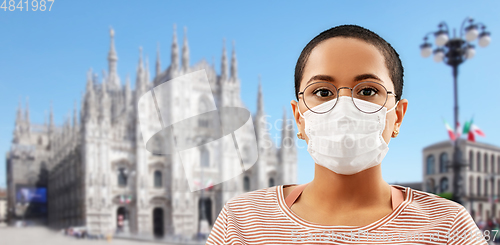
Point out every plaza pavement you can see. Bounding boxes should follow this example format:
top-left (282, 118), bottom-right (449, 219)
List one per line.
top-left (0, 226), bottom-right (206, 245)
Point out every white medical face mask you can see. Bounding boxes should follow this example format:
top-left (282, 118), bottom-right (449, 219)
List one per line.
top-left (299, 96), bottom-right (398, 175)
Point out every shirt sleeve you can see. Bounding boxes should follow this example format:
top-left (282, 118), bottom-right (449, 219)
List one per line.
top-left (206, 203), bottom-right (229, 245)
top-left (447, 205), bottom-right (488, 245)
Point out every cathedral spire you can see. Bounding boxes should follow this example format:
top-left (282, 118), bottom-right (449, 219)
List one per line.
top-left (220, 39), bottom-right (228, 81)
top-left (136, 47), bottom-right (145, 95)
top-left (24, 97), bottom-right (31, 136)
top-left (86, 68), bottom-right (94, 92)
top-left (65, 110), bottom-right (71, 135)
top-left (125, 74), bottom-right (131, 93)
top-left (257, 75), bottom-right (264, 115)
top-left (171, 24), bottom-right (179, 72)
top-left (182, 26), bottom-right (190, 72)
top-left (288, 113), bottom-right (295, 140)
top-left (14, 99), bottom-right (23, 142)
top-left (84, 68), bottom-right (96, 121)
top-left (230, 40), bottom-right (238, 79)
top-left (16, 99), bottom-right (23, 125)
top-left (139, 46), bottom-right (143, 70)
top-left (73, 101), bottom-right (78, 128)
top-left (124, 74), bottom-right (131, 107)
top-left (107, 27), bottom-right (120, 88)
top-left (25, 97), bottom-right (30, 124)
top-left (100, 78), bottom-right (110, 120)
top-left (49, 101), bottom-right (54, 131)
top-left (280, 107), bottom-right (288, 149)
top-left (145, 55), bottom-right (150, 85)
top-left (156, 42), bottom-right (161, 77)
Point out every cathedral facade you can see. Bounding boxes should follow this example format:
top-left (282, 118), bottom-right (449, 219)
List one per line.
top-left (5, 26), bottom-right (297, 237)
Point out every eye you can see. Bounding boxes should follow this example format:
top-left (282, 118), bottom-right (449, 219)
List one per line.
top-left (357, 86), bottom-right (378, 96)
top-left (312, 88), bottom-right (334, 98)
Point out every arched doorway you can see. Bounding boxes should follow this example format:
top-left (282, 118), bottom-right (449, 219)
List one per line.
top-left (153, 208), bottom-right (164, 238)
top-left (117, 207), bottom-right (128, 233)
top-left (198, 198), bottom-right (212, 225)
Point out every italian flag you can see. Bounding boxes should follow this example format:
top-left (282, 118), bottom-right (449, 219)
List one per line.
top-left (471, 124), bottom-right (485, 137)
top-left (462, 118), bottom-right (486, 142)
top-left (443, 119), bottom-right (456, 141)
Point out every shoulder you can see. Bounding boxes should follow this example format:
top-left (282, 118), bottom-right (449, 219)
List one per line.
top-left (399, 187), bottom-right (486, 244)
top-left (405, 187), bottom-right (464, 219)
top-left (226, 186), bottom-right (279, 208)
top-left (222, 186), bottom-right (283, 219)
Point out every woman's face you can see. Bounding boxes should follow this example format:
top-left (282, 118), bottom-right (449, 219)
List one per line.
top-left (291, 37), bottom-right (408, 145)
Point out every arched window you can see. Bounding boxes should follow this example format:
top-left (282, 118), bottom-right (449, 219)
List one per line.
top-left (479, 203), bottom-right (483, 220)
top-left (154, 170), bottom-right (162, 188)
top-left (469, 176), bottom-right (474, 196)
top-left (492, 179), bottom-right (495, 198)
top-left (477, 152), bottom-right (482, 172)
top-left (484, 153), bottom-right (489, 173)
top-left (497, 179), bottom-right (500, 196)
top-left (268, 177), bottom-right (275, 187)
top-left (485, 179), bottom-right (489, 196)
top-left (498, 156), bottom-right (500, 174)
top-left (200, 147), bottom-right (210, 167)
top-left (426, 155), bottom-right (435, 175)
top-left (492, 155), bottom-right (496, 173)
top-left (118, 168), bottom-right (127, 187)
top-left (243, 176), bottom-right (250, 192)
top-left (477, 177), bottom-right (481, 196)
top-left (439, 177), bottom-right (449, 193)
top-left (439, 153), bottom-right (448, 173)
top-left (469, 151), bottom-right (474, 171)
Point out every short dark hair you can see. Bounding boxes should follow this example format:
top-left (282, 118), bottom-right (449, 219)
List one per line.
top-left (294, 25), bottom-right (404, 101)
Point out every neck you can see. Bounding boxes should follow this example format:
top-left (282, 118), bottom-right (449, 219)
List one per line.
top-left (307, 163), bottom-right (391, 211)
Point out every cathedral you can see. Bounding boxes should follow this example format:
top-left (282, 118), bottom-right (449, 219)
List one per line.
top-left (5, 26), bottom-right (297, 238)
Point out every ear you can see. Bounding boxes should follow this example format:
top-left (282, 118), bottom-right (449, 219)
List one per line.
top-left (393, 98), bottom-right (408, 134)
top-left (290, 100), bottom-right (303, 131)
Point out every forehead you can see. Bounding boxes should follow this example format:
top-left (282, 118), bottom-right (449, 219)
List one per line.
top-left (301, 37), bottom-right (393, 90)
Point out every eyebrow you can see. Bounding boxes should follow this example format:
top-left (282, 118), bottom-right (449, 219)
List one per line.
top-left (306, 73), bottom-right (384, 85)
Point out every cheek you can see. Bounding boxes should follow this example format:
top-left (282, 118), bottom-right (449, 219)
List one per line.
top-left (381, 113), bottom-right (396, 143)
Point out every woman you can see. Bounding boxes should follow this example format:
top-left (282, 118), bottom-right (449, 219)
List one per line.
top-left (206, 25), bottom-right (487, 244)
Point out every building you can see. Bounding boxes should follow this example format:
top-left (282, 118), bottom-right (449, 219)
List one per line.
top-left (390, 182), bottom-right (422, 191)
top-left (5, 26), bottom-right (297, 237)
top-left (0, 189), bottom-right (6, 224)
top-left (423, 139), bottom-right (500, 221)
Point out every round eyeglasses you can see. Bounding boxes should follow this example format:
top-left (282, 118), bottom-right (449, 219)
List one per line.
top-left (297, 81), bottom-right (397, 114)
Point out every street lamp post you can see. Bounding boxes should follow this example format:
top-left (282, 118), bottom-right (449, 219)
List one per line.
top-left (420, 17), bottom-right (491, 205)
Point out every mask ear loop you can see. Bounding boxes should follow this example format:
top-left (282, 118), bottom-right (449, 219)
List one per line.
top-left (297, 100), bottom-right (307, 119)
top-left (386, 100), bottom-right (399, 114)
top-left (298, 107), bottom-right (306, 119)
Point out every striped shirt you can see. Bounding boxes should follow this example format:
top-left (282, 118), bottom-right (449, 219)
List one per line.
top-left (206, 184), bottom-right (488, 244)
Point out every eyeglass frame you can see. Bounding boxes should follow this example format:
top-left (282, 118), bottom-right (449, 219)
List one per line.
top-left (297, 81), bottom-right (398, 114)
